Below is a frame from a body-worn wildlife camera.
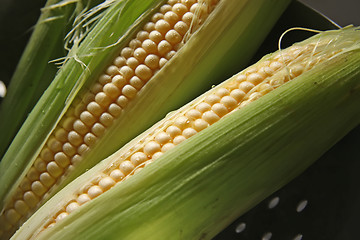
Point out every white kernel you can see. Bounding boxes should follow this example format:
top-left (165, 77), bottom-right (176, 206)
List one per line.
top-left (211, 103), bottom-right (228, 117)
top-left (144, 54), bottom-right (160, 70)
top-left (230, 89), bottom-right (245, 102)
top-left (126, 57), bottom-right (140, 70)
top-left (165, 29), bottom-right (182, 45)
top-left (196, 102), bottom-right (211, 113)
top-left (238, 81), bottom-right (255, 93)
top-left (174, 116), bottom-right (189, 129)
top-left (144, 141), bottom-right (161, 155)
top-left (142, 39), bottom-right (158, 54)
top-left (87, 101), bottom-right (104, 117)
top-left (95, 92), bottom-right (112, 108)
top-left (88, 185), bottom-right (103, 199)
top-left (134, 48), bottom-right (147, 62)
top-left (119, 161), bottom-right (135, 175)
top-left (39, 172), bottom-right (56, 187)
top-left (80, 111), bottom-right (97, 126)
top-left (152, 152), bottom-right (163, 160)
top-left (73, 120), bottom-right (89, 137)
top-left (160, 4), bottom-right (172, 14)
top-left (108, 103), bottom-right (122, 117)
top-left (77, 144), bottom-right (90, 155)
top-left (173, 135), bottom-right (186, 145)
top-left (54, 152), bottom-right (71, 168)
top-left (164, 11), bottom-right (180, 26)
top-left (135, 64), bottom-right (153, 81)
top-left (66, 202), bottom-right (80, 213)
top-left (112, 74), bottom-right (127, 89)
top-left (161, 143), bottom-right (175, 152)
top-left (174, 21), bottom-right (188, 35)
top-left (63, 142), bottom-right (76, 156)
top-left (182, 128), bottom-right (197, 138)
top-left (247, 73), bottom-right (265, 85)
top-left (158, 40), bottom-right (172, 56)
top-left (269, 61), bottom-right (283, 71)
top-left (68, 131), bottom-right (83, 146)
top-left (103, 83), bottom-right (121, 99)
top-left (84, 133), bottom-right (97, 147)
top-left (77, 193), bottom-right (91, 205)
top-left (99, 112), bottom-right (114, 127)
top-left (23, 191), bottom-right (39, 208)
top-left (122, 84), bottom-right (138, 99)
top-left (130, 152), bottom-right (149, 165)
top-left (155, 19), bottom-right (171, 35)
top-left (155, 132), bottom-right (171, 144)
top-left (55, 212), bottom-right (69, 222)
top-left (248, 92), bottom-right (263, 101)
top-left (152, 13), bottom-right (164, 22)
top-left (71, 154), bottom-right (82, 165)
top-left (185, 109), bottom-right (201, 120)
top-left (105, 65), bottom-right (119, 76)
top-left (235, 74), bottom-right (247, 82)
top-left (110, 169), bottom-right (125, 181)
top-left (129, 76), bottom-right (145, 90)
top-left (143, 22), bottom-right (155, 32)
top-left (14, 200), bottom-right (29, 215)
top-left (193, 119), bottom-right (208, 131)
top-left (54, 128), bottom-right (68, 142)
top-left (47, 161), bottom-right (63, 178)
top-left (121, 47), bottom-right (134, 58)
top-left (182, 12), bottom-right (193, 26)
top-left (215, 88), bottom-right (230, 97)
top-left (91, 123), bottom-right (106, 137)
top-left (202, 111), bottom-right (220, 124)
top-left (166, 125), bottom-right (182, 137)
top-left (149, 30), bottom-right (163, 44)
top-left (117, 95), bottom-right (129, 108)
top-left (159, 58), bottom-right (168, 68)
top-left (99, 177), bottom-right (116, 191)
top-left (165, 50), bottom-right (177, 60)
top-left (119, 66), bottom-right (134, 80)
top-left (31, 181), bottom-right (47, 196)
top-left (98, 74), bottom-right (112, 85)
top-left (205, 94), bottom-right (220, 104)
top-left (129, 39), bottom-right (142, 49)
top-left (172, 3), bottom-right (188, 16)
top-left (221, 96), bottom-right (238, 109)
top-left (62, 116), bottom-right (76, 131)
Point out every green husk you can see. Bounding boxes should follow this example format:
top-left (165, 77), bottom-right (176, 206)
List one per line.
top-left (0, 0), bottom-right (291, 218)
top-left (14, 27), bottom-right (360, 240)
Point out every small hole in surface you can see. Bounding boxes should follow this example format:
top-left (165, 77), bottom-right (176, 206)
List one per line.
top-left (293, 234), bottom-right (303, 240)
top-left (262, 232), bottom-right (272, 240)
top-left (296, 199), bottom-right (308, 212)
top-left (235, 222), bottom-right (246, 233)
top-left (267, 196), bottom-right (280, 209)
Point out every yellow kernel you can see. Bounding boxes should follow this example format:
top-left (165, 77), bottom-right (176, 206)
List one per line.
top-left (71, 154), bottom-right (82, 165)
top-left (166, 50), bottom-right (177, 61)
top-left (202, 111), bottom-right (220, 124)
top-left (13, 187), bottom-right (23, 200)
top-left (144, 141), bottom-right (161, 155)
top-left (55, 212), bottom-right (68, 222)
top-left (185, 109), bottom-right (201, 120)
top-left (80, 111), bottom-right (97, 126)
top-left (130, 152), bottom-right (149, 165)
top-left (174, 116), bottom-right (189, 129)
top-left (134, 48), bottom-right (147, 62)
top-left (258, 83), bottom-right (274, 94)
top-left (99, 112), bottom-right (114, 127)
top-left (165, 29), bottom-right (182, 45)
top-left (47, 137), bottom-right (62, 152)
top-left (230, 89), bottom-right (246, 102)
top-left (63, 142), bottom-right (76, 157)
top-left (221, 96), bottom-right (238, 109)
top-left (47, 161), bottom-right (63, 178)
top-left (103, 83), bottom-right (121, 99)
top-left (121, 47), bottom-right (134, 58)
top-left (91, 123), bottom-right (106, 137)
top-left (174, 21), bottom-right (188, 36)
top-left (14, 200), bottom-right (29, 215)
top-left (215, 88), bottom-right (230, 97)
top-left (166, 125), bottom-right (181, 137)
top-left (31, 181), bottom-right (47, 197)
top-left (73, 119), bottom-right (89, 135)
top-left (20, 178), bottom-right (31, 191)
top-left (248, 92), bottom-right (263, 101)
top-left (173, 135), bottom-right (186, 145)
top-left (211, 103), bottom-right (228, 117)
top-left (143, 22), bottom-right (155, 32)
top-left (5, 209), bottom-right (21, 225)
top-left (119, 66), bottom-right (134, 80)
top-left (113, 56), bottom-right (126, 68)
top-left (99, 74), bottom-right (112, 85)
top-left (172, 3), bottom-right (188, 16)
top-left (112, 74), bottom-right (127, 89)
top-left (135, 64), bottom-right (153, 81)
top-left (77, 194), bottom-right (91, 205)
top-left (34, 158), bottom-right (47, 172)
top-left (164, 11), bottom-right (180, 26)
top-left (62, 116), bottom-right (76, 131)
top-left (74, 102), bottom-right (87, 117)
top-left (182, 12), bottom-right (193, 26)
top-left (119, 161), bottom-right (135, 175)
top-left (129, 76), bottom-right (145, 90)
top-left (54, 128), bottom-right (68, 142)
top-left (159, 58), bottom-right (168, 68)
top-left (238, 81), bottom-right (255, 93)
top-left (269, 61), bottom-right (283, 71)
top-left (54, 152), bottom-right (70, 168)
top-left (40, 147), bottom-right (54, 162)
top-left (160, 4), bottom-right (172, 14)
top-left (126, 57), bottom-right (140, 69)
top-left (116, 95), bottom-right (129, 108)
top-left (110, 169), bottom-right (125, 181)
top-left (144, 54), bottom-right (160, 70)
top-left (247, 73), bottom-right (265, 85)
top-left (149, 30), bottom-right (163, 44)
top-left (235, 74), bottom-right (247, 83)
top-left (90, 83), bottom-right (103, 95)
top-left (290, 64), bottom-right (304, 77)
top-left (205, 94), bottom-right (220, 104)
top-left (68, 131), bottom-right (83, 146)
top-left (23, 191), bottom-right (39, 208)
top-left (122, 84), bottom-right (138, 99)
top-left (158, 40), bottom-right (172, 56)
top-left (142, 39), bottom-right (158, 54)
top-left (78, 144), bottom-right (90, 155)
top-left (196, 102), bottom-right (211, 113)
top-left (155, 20), bottom-right (171, 35)
top-left (84, 133), bottom-right (97, 147)
top-left (108, 103), bottom-right (122, 117)
top-left (95, 92), bottom-right (112, 107)
top-left (98, 177), bottom-right (116, 192)
top-left (168, 0), bottom-right (180, 5)
top-left (129, 39), bottom-right (142, 49)
top-left (152, 13), bottom-right (164, 22)
top-left (182, 128), bottom-right (197, 138)
top-left (181, 0), bottom-right (196, 8)
top-left (88, 185), bottom-right (103, 199)
top-left (155, 132), bottom-right (171, 144)
top-left (152, 152), bottom-right (163, 160)
top-left (105, 65), bottom-right (119, 76)
top-left (66, 202), bottom-right (80, 213)
top-left (161, 143), bottom-right (175, 152)
top-left (27, 167), bottom-right (40, 181)
top-left (39, 172), bottom-right (56, 188)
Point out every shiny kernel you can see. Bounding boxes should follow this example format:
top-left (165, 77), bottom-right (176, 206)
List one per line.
top-left (168, 0), bottom-right (180, 5)
top-left (100, 113), bottom-right (114, 127)
top-left (238, 81), bottom-right (255, 93)
top-left (71, 154), bottom-right (82, 165)
top-left (110, 169), bottom-right (125, 181)
top-left (47, 161), bottom-right (63, 178)
top-left (173, 3), bottom-right (188, 16)
top-left (159, 58), bottom-right (168, 68)
top-left (211, 103), bottom-right (228, 117)
top-left (182, 12), bottom-right (193, 25)
top-left (152, 152), bottom-right (163, 160)
top-left (77, 194), bottom-right (91, 205)
top-left (54, 152), bottom-right (71, 168)
top-left (221, 96), bottom-right (238, 109)
top-left (130, 152), bottom-right (148, 165)
top-left (160, 4), bottom-right (172, 14)
top-left (247, 73), bottom-right (265, 85)
top-left (135, 64), bottom-right (153, 81)
top-left (196, 102), bottom-right (211, 113)
top-left (116, 95), bottom-right (129, 108)
top-left (290, 64), bottom-right (304, 77)
top-left (119, 161), bottom-right (135, 175)
top-left (161, 143), bottom-right (175, 152)
top-left (56, 212), bottom-right (68, 222)
top-left (144, 141), bottom-right (161, 155)
top-left (119, 66), bottom-right (134, 80)
top-left (173, 135), bottom-right (186, 145)
top-left (121, 47), bottom-right (134, 58)
top-left (112, 74), bottom-right (127, 89)
top-left (14, 200), bottom-right (29, 215)
top-left (23, 191), bottom-right (39, 208)
top-left (5, 209), bottom-right (21, 225)
top-left (34, 158), bottom-right (47, 172)
top-left (182, 128), bottom-right (197, 138)
top-left (174, 116), bottom-right (189, 129)
top-left (87, 102), bottom-right (104, 118)
top-left (39, 172), bottom-right (56, 187)
top-left (129, 76), bottom-right (145, 90)
top-left (91, 123), bottom-right (106, 137)
top-left (54, 128), bottom-right (68, 142)
top-left (166, 125), bottom-right (181, 137)
top-left (129, 39), bottom-right (142, 49)
top-left (165, 30), bottom-right (182, 45)
top-left (68, 131), bottom-right (83, 146)
top-left (205, 94), bottom-right (220, 104)
top-left (215, 88), bottom-right (230, 97)
top-left (126, 57), bottom-right (140, 69)
top-left (99, 74), bottom-right (112, 85)
top-left (105, 65), bottom-right (119, 76)
top-left (122, 85), bottom-right (137, 99)
top-left (63, 142), bottom-right (76, 157)
top-left (142, 39), bottom-right (158, 54)
top-left (230, 89), bottom-right (245, 102)
top-left (174, 21), bottom-right (188, 36)
top-left (108, 103), bottom-right (122, 117)
top-left (27, 167), bottom-right (40, 181)
top-left (165, 50), bottom-right (176, 60)
top-left (152, 13), bottom-right (164, 22)
top-left (181, 0), bottom-right (196, 8)
top-left (185, 109), bottom-right (202, 119)
top-left (73, 120), bottom-right (89, 135)
top-left (84, 133), bottom-right (97, 147)
top-left (104, 83), bottom-right (121, 99)
top-left (149, 30), bottom-right (163, 44)
top-left (133, 48), bottom-right (147, 62)
top-left (269, 61), bottom-right (283, 71)
top-left (202, 111), bottom-right (220, 124)
top-left (31, 181), bottom-right (47, 196)
top-left (235, 74), bottom-right (247, 83)
top-left (113, 56), bottom-right (126, 68)
top-left (66, 202), bottom-right (80, 213)
top-left (155, 20), bottom-right (171, 35)
top-left (258, 83), bottom-right (274, 94)
top-left (158, 40), bottom-right (172, 56)
top-left (99, 177), bottom-right (116, 191)
top-left (88, 185), bottom-right (103, 199)
top-left (164, 11), bottom-right (180, 26)
top-left (144, 54), bottom-right (160, 70)
top-left (95, 92), bottom-right (112, 107)
top-left (155, 132), bottom-right (171, 144)
top-left (143, 22), bottom-right (155, 32)
top-left (47, 137), bottom-right (62, 152)
top-left (78, 144), bottom-right (90, 155)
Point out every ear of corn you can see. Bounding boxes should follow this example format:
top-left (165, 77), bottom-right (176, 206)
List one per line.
top-left (12, 26), bottom-right (360, 240)
top-left (0, 0), bottom-right (292, 238)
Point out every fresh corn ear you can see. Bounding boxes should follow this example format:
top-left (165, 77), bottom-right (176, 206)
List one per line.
top-left (0, 0), bottom-right (291, 238)
top-left (11, 26), bottom-right (360, 240)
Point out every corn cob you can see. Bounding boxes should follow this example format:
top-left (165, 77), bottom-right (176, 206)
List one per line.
top-left (12, 26), bottom-right (360, 240)
top-left (0, 0), bottom-right (291, 238)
